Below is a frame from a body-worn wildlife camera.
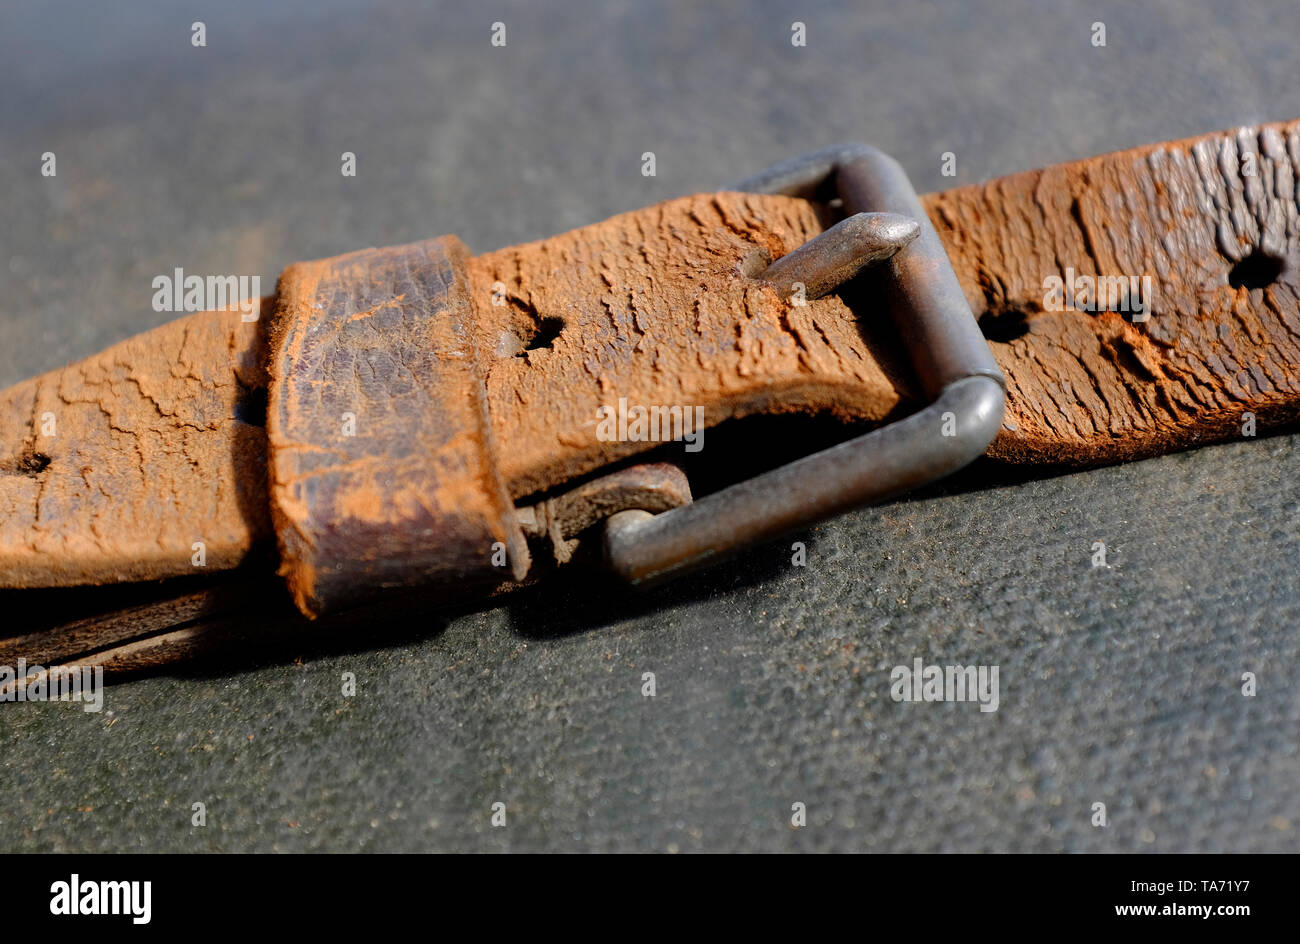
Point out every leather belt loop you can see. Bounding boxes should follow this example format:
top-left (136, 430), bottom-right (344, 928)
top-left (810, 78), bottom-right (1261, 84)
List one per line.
top-left (266, 235), bottom-right (529, 617)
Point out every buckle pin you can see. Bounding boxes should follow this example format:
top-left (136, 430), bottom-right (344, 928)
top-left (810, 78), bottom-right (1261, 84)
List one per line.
top-left (757, 210), bottom-right (919, 300)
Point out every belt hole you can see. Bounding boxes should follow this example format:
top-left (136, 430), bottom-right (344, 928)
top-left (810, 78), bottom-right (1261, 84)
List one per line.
top-left (979, 307), bottom-right (1030, 343)
top-left (519, 316), bottom-right (564, 354)
top-left (1228, 249), bottom-right (1286, 290)
top-left (234, 387), bottom-right (267, 427)
top-left (738, 248), bottom-right (771, 279)
top-left (1, 450), bottom-right (51, 477)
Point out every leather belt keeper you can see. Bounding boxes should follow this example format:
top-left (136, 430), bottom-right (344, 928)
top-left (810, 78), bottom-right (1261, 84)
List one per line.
top-left (267, 236), bottom-right (528, 617)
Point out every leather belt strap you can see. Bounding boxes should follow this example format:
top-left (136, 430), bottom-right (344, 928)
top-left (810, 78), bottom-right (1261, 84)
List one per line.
top-left (2, 119), bottom-right (1298, 633)
top-left (938, 123), bottom-right (1300, 464)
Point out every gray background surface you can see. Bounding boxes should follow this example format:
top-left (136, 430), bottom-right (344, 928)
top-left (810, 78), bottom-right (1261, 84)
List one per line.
top-left (1, 0), bottom-right (1297, 852)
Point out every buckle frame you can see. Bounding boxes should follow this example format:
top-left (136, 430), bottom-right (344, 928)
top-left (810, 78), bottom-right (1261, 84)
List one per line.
top-left (603, 145), bottom-right (1006, 584)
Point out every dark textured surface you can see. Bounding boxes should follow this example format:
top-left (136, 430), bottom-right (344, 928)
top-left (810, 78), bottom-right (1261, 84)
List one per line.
top-left (2, 0), bottom-right (1298, 852)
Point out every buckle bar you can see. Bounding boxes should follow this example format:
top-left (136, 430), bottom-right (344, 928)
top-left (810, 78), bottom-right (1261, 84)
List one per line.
top-left (603, 145), bottom-right (1006, 585)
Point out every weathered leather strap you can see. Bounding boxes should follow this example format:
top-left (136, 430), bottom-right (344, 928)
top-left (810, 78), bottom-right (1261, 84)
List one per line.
top-left (466, 120), bottom-right (1300, 484)
top-left (464, 192), bottom-right (908, 498)
top-left (2, 119), bottom-right (1298, 625)
top-left (0, 301), bottom-right (272, 586)
top-left (932, 122), bottom-right (1300, 464)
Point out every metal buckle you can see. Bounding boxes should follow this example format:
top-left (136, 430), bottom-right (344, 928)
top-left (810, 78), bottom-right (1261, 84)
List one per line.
top-left (603, 145), bottom-right (1006, 584)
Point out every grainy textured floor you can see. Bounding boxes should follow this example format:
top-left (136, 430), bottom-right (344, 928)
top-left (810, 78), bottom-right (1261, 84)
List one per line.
top-left (1, 0), bottom-right (1297, 852)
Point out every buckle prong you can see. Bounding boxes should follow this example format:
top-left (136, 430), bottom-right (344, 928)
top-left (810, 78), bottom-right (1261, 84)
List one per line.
top-left (757, 210), bottom-right (919, 300)
top-left (603, 144), bottom-right (1006, 585)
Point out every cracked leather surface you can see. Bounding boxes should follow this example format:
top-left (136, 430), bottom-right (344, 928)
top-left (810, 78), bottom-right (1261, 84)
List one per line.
top-left (469, 192), bottom-right (908, 497)
top-left (0, 304), bottom-right (270, 585)
top-left (268, 236), bottom-right (529, 615)
top-left (932, 123), bottom-right (1300, 464)
top-left (1, 0), bottom-right (1297, 852)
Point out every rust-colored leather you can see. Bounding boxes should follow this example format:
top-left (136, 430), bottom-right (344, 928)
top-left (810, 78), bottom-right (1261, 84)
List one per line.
top-left (934, 122), bottom-right (1300, 464)
top-left (466, 193), bottom-right (910, 499)
top-left (475, 121), bottom-right (1300, 478)
top-left (2, 119), bottom-right (1299, 626)
top-left (0, 300), bottom-right (271, 587)
top-left (267, 236), bottom-right (528, 616)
